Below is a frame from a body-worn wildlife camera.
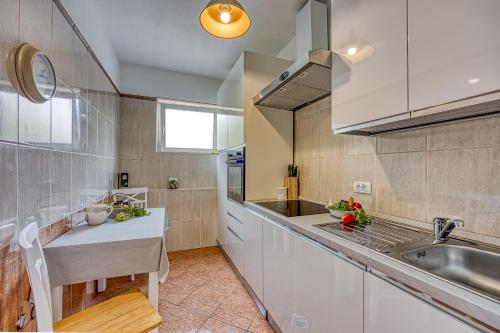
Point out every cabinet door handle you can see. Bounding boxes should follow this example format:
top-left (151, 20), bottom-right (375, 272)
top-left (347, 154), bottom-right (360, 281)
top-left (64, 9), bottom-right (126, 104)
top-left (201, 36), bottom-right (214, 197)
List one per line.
top-left (368, 268), bottom-right (488, 332)
top-left (227, 226), bottom-right (244, 243)
top-left (227, 211), bottom-right (244, 224)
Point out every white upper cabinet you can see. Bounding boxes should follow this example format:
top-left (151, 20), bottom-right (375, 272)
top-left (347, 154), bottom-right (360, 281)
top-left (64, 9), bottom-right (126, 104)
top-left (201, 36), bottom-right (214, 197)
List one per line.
top-left (217, 55), bottom-right (244, 151)
top-left (408, 0), bottom-right (500, 111)
top-left (226, 114), bottom-right (244, 149)
top-left (217, 114), bottom-right (229, 151)
top-left (364, 272), bottom-right (479, 333)
top-left (331, 0), bottom-right (408, 130)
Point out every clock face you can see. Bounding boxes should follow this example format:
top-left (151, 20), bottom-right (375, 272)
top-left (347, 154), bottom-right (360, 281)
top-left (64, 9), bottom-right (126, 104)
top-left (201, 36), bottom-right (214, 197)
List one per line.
top-left (32, 53), bottom-right (56, 99)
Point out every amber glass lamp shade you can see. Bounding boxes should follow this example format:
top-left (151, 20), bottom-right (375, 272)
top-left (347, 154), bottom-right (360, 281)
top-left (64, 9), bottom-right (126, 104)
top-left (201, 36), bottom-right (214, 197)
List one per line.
top-left (200, 0), bottom-right (251, 39)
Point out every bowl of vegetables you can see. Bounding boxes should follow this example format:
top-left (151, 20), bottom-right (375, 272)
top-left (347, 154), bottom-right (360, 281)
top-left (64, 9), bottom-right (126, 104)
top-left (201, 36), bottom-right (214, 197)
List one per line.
top-left (327, 197), bottom-right (372, 226)
top-left (110, 203), bottom-right (151, 222)
top-left (326, 197), bottom-right (360, 218)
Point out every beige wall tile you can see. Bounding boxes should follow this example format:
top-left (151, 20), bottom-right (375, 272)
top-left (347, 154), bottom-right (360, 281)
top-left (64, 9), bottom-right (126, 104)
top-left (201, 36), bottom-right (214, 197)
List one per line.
top-left (318, 157), bottom-right (343, 202)
top-left (181, 220), bottom-right (201, 250)
top-left (201, 218), bottom-right (217, 248)
top-left (427, 116), bottom-right (500, 150)
top-left (342, 155), bottom-right (376, 211)
top-left (343, 135), bottom-right (376, 156)
top-left (181, 190), bottom-right (201, 220)
top-left (148, 190), bottom-right (161, 208)
top-left (165, 190), bottom-right (182, 221)
top-left (163, 153), bottom-right (199, 189)
top-left (119, 128), bottom-right (141, 160)
top-left (166, 220), bottom-right (182, 252)
top-left (295, 106), bottom-right (319, 159)
top-left (427, 148), bottom-right (500, 238)
top-left (376, 152), bottom-right (426, 221)
top-left (140, 157), bottom-right (162, 189)
top-left (140, 129), bottom-right (157, 161)
top-left (318, 102), bottom-right (343, 157)
top-left (197, 154), bottom-right (217, 189)
top-left (120, 98), bottom-right (141, 129)
top-left (200, 190), bottom-right (217, 220)
top-left (140, 99), bottom-right (157, 131)
top-left (298, 158), bottom-right (319, 200)
top-left (376, 129), bottom-right (427, 154)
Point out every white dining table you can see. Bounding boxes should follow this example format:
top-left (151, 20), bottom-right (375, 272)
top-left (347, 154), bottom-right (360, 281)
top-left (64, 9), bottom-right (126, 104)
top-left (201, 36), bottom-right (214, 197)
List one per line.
top-left (43, 208), bottom-right (169, 325)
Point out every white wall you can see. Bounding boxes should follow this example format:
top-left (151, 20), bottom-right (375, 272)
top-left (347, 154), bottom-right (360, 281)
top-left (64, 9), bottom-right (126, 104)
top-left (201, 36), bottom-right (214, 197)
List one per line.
top-left (60, 0), bottom-right (121, 87)
top-left (120, 63), bottom-right (222, 104)
top-left (276, 37), bottom-right (297, 61)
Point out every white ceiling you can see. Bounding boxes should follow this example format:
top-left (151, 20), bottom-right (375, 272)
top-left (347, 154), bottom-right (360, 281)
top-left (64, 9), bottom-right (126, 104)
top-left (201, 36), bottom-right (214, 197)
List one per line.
top-left (96, 0), bottom-right (308, 80)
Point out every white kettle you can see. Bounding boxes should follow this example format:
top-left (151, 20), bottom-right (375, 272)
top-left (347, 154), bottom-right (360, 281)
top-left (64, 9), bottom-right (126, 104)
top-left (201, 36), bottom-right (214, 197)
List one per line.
top-left (85, 204), bottom-right (114, 226)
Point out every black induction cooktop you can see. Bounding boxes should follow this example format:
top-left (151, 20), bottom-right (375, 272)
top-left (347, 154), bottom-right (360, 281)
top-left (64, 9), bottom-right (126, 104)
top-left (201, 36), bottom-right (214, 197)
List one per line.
top-left (254, 200), bottom-right (329, 217)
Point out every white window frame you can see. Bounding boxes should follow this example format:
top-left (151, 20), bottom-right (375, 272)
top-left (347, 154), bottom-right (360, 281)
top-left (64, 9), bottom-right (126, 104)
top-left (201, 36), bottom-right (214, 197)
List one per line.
top-left (157, 99), bottom-right (218, 154)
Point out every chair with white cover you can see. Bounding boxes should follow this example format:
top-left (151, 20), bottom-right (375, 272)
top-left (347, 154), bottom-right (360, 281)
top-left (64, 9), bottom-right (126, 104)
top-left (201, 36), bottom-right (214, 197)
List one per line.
top-left (19, 222), bottom-right (162, 332)
top-left (108, 187), bottom-right (149, 285)
top-left (111, 187), bottom-right (149, 208)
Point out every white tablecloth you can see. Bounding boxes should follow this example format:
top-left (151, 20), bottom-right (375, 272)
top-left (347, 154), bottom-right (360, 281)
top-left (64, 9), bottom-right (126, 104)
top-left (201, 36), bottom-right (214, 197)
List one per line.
top-left (44, 208), bottom-right (169, 287)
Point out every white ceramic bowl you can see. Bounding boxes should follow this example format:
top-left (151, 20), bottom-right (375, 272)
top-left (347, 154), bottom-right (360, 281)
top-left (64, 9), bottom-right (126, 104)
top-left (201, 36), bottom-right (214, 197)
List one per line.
top-left (329, 209), bottom-right (355, 219)
top-left (85, 204), bottom-right (114, 226)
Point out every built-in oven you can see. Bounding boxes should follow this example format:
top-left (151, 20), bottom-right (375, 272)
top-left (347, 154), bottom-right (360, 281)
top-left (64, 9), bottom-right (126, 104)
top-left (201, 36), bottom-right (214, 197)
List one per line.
top-left (226, 146), bottom-right (245, 205)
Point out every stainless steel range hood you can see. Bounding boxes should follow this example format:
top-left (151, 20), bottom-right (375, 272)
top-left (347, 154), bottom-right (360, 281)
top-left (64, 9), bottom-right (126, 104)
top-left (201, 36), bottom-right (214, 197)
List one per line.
top-left (253, 49), bottom-right (332, 111)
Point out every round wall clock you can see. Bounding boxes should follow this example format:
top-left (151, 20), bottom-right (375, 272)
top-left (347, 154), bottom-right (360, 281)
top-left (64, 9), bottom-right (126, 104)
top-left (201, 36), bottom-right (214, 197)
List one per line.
top-left (6, 43), bottom-right (56, 103)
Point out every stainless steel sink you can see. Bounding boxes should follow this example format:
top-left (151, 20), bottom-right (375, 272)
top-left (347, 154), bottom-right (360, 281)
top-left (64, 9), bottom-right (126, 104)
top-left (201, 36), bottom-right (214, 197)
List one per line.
top-left (401, 242), bottom-right (500, 302)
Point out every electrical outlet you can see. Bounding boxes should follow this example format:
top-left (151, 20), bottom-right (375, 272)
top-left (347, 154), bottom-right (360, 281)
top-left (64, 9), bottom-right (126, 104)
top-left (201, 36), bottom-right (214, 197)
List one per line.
top-left (354, 181), bottom-right (372, 194)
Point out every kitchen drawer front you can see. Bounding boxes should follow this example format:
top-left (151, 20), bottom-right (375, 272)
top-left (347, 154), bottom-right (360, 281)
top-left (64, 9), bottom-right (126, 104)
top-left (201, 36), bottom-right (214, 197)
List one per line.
top-left (223, 224), bottom-right (244, 274)
top-left (226, 209), bottom-right (245, 241)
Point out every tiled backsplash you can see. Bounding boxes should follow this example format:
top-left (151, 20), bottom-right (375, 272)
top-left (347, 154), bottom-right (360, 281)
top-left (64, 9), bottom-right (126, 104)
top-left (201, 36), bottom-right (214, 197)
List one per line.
top-left (0, 0), bottom-right (119, 330)
top-left (119, 97), bottom-right (217, 251)
top-left (295, 96), bottom-right (500, 245)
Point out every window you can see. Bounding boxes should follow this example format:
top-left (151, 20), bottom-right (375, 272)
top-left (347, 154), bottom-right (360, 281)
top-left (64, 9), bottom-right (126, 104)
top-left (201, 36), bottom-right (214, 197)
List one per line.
top-left (157, 100), bottom-right (216, 153)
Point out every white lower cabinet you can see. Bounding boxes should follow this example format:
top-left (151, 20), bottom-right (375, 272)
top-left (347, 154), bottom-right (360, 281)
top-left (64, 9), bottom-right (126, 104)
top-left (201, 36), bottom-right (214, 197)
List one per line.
top-left (364, 272), bottom-right (479, 333)
top-left (243, 209), bottom-right (264, 301)
top-left (263, 218), bottom-right (295, 333)
top-left (293, 233), bottom-right (364, 333)
top-left (263, 217), bottom-right (364, 333)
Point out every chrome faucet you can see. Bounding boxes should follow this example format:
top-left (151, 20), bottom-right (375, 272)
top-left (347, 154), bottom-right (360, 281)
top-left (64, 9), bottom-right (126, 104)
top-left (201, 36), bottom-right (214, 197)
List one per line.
top-left (433, 217), bottom-right (464, 244)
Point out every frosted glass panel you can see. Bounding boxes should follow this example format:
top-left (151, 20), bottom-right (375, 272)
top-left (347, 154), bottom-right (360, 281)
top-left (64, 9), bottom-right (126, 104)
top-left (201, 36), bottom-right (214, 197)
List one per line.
top-left (164, 109), bottom-right (214, 149)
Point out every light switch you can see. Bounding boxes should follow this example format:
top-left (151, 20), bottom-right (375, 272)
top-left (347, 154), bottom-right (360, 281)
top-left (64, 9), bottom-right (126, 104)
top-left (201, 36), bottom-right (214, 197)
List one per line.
top-left (354, 181), bottom-right (372, 194)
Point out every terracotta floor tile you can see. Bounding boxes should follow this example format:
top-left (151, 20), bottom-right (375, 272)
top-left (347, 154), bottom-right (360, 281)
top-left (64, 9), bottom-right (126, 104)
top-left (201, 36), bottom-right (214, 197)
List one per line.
top-left (211, 302), bottom-right (254, 330)
top-left (197, 318), bottom-right (245, 333)
top-left (180, 285), bottom-right (226, 316)
top-left (159, 281), bottom-right (197, 305)
top-left (169, 269), bottom-right (211, 288)
top-left (158, 301), bottom-right (208, 333)
top-left (202, 276), bottom-right (240, 295)
top-left (67, 247), bottom-right (273, 333)
top-left (248, 315), bottom-right (275, 333)
top-left (220, 290), bottom-right (260, 320)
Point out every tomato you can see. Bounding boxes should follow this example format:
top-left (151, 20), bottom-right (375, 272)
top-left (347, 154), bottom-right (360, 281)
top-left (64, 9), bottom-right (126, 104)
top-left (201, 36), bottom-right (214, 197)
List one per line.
top-left (341, 213), bottom-right (354, 225)
top-left (353, 202), bottom-right (362, 209)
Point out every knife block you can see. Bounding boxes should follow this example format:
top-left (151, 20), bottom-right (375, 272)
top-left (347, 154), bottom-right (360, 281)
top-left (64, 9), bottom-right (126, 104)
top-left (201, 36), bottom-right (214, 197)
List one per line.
top-left (284, 177), bottom-right (298, 199)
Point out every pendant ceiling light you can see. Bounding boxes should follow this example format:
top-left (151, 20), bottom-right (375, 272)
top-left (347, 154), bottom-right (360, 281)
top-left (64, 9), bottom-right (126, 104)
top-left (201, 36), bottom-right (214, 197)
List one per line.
top-left (200, 0), bottom-right (251, 39)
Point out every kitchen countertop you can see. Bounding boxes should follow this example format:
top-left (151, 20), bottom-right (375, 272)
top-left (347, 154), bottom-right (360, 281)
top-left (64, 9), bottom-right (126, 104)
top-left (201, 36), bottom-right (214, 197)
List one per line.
top-left (246, 201), bottom-right (500, 331)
